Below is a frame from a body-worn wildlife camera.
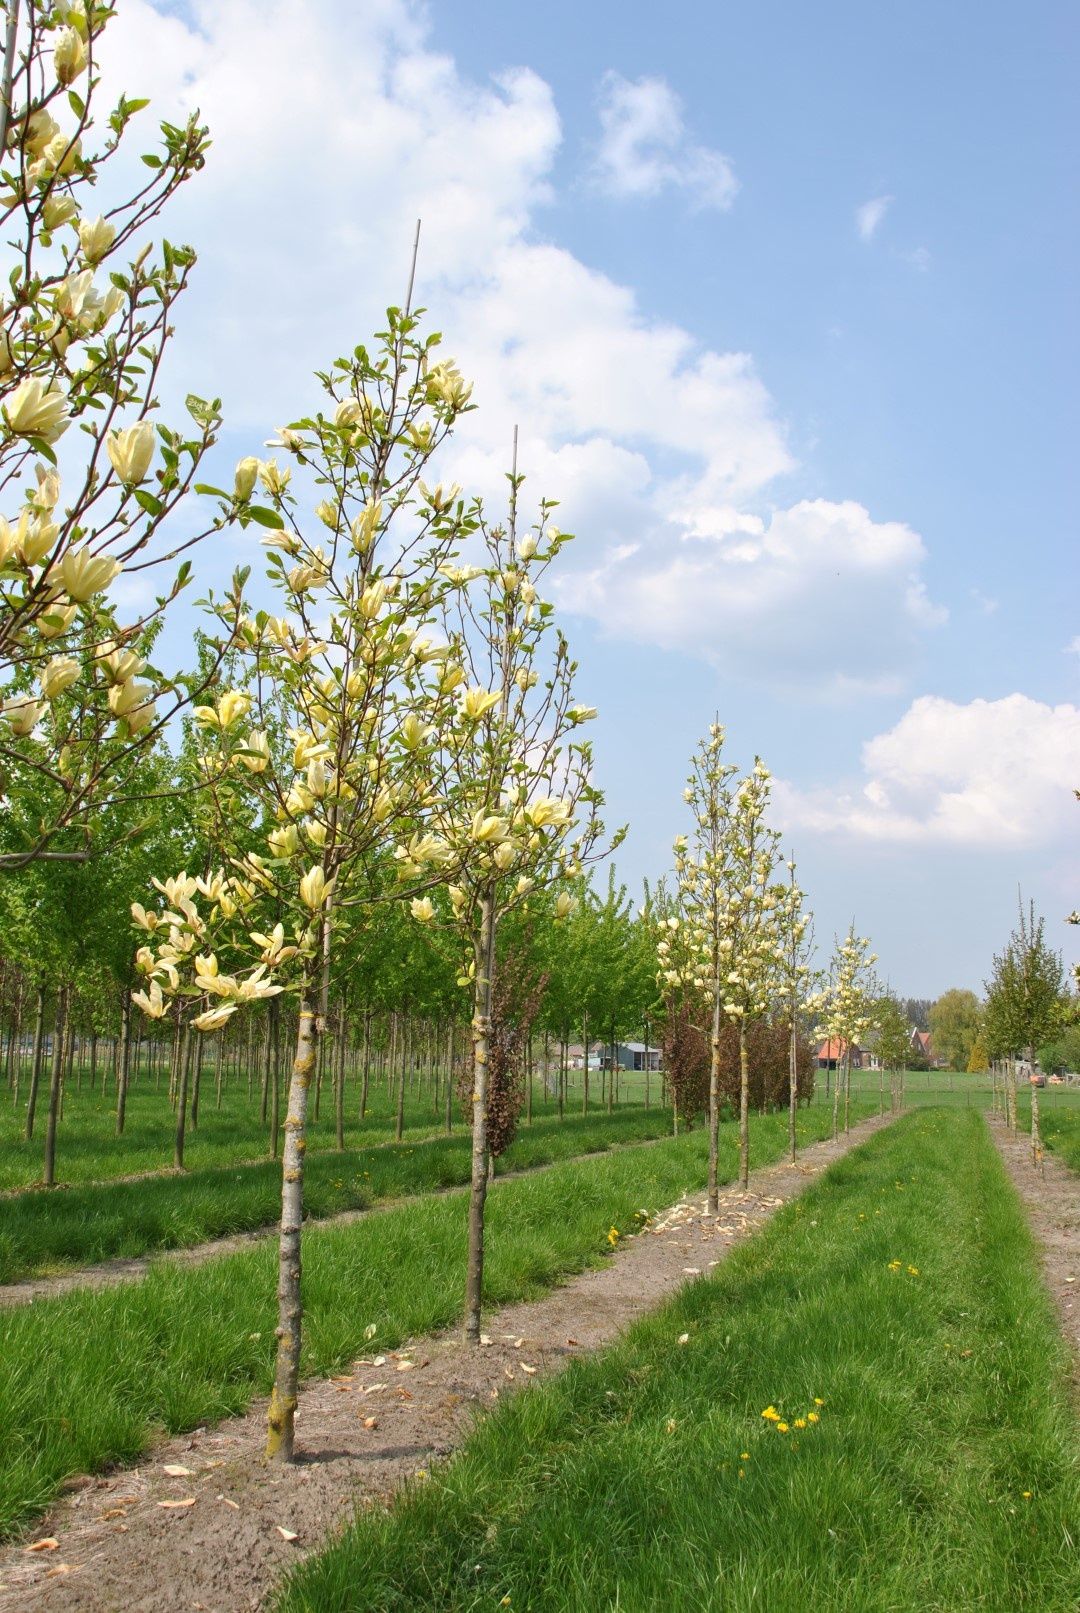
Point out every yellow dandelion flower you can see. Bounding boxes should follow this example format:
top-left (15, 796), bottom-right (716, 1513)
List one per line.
top-left (1022, 1491), bottom-right (1032, 1500)
top-left (794, 1418), bottom-right (807, 1429)
top-left (740, 1452), bottom-right (750, 1461)
top-left (607, 1226), bottom-right (620, 1247)
top-left (807, 1412), bottom-right (820, 1424)
top-left (776, 1421), bottom-right (790, 1434)
top-left (814, 1398), bottom-right (825, 1406)
top-left (907, 1265), bottom-right (920, 1276)
top-left (761, 1406), bottom-right (780, 1421)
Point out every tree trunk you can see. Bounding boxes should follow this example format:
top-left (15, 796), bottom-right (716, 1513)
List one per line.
top-left (464, 886), bottom-right (496, 1344)
top-left (360, 1007), bottom-right (372, 1122)
top-left (738, 1019), bottom-right (750, 1188)
top-left (24, 985), bottom-right (46, 1140)
top-left (190, 1032), bottom-right (204, 1131)
top-left (581, 1009), bottom-right (589, 1116)
top-left (270, 995), bottom-right (282, 1160)
top-left (831, 1053), bottom-right (841, 1141)
top-left (43, 983), bottom-right (68, 1186)
top-left (115, 986), bottom-right (134, 1135)
top-left (444, 1020), bottom-right (454, 1134)
top-left (788, 1016), bottom-right (798, 1164)
top-left (395, 1010), bottom-right (408, 1142)
top-left (174, 1020), bottom-right (192, 1169)
top-left (266, 983), bottom-right (320, 1462)
top-left (334, 1000), bottom-right (348, 1151)
top-left (707, 991), bottom-right (722, 1212)
top-left (89, 1031), bottom-right (98, 1095)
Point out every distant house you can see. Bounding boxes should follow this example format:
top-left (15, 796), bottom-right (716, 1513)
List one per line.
top-left (815, 1037), bottom-right (864, 1071)
top-left (600, 1042), bottom-right (662, 1072)
top-left (565, 1045), bottom-right (603, 1071)
top-left (909, 1029), bottom-right (935, 1063)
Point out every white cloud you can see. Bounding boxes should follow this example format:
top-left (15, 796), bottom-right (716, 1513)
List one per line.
top-left (557, 498), bottom-right (945, 695)
top-left (775, 695), bottom-right (1080, 846)
top-left (81, 1), bottom-right (941, 696)
top-left (970, 588), bottom-right (999, 616)
top-left (592, 72), bottom-right (738, 210)
top-left (856, 194), bottom-right (892, 241)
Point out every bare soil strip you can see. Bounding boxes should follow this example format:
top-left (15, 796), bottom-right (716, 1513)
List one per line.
top-left (0, 1114), bottom-right (892, 1613)
top-left (0, 1132), bottom-right (672, 1309)
top-left (986, 1115), bottom-right (1080, 1366)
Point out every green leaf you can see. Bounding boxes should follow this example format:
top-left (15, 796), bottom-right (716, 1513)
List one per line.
top-left (244, 505), bottom-right (285, 530)
top-left (134, 489), bottom-right (164, 517)
top-left (193, 484), bottom-right (229, 499)
top-left (140, 154), bottom-right (162, 169)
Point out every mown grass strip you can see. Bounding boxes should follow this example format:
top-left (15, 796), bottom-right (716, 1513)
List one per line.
top-left (0, 1103), bottom-right (865, 1539)
top-left (0, 1106), bottom-right (680, 1284)
top-left (280, 1109), bottom-right (1080, 1613)
top-left (1017, 1098), bottom-right (1080, 1174)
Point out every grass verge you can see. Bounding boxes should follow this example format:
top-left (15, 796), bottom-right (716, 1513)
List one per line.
top-left (0, 1103), bottom-right (866, 1539)
top-left (0, 1106), bottom-right (680, 1284)
top-left (280, 1109), bottom-right (1080, 1613)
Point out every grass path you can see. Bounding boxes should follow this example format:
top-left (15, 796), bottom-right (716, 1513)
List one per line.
top-left (0, 1102), bottom-right (869, 1544)
top-left (281, 1108), bottom-right (1080, 1613)
top-left (0, 1105), bottom-right (681, 1287)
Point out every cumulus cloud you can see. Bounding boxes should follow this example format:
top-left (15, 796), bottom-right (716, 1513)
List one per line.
top-left (775, 695), bottom-right (1080, 846)
top-left (592, 71), bottom-right (738, 210)
top-left (558, 499), bottom-right (945, 694)
top-left (87, 0), bottom-right (941, 696)
top-left (855, 194), bottom-right (892, 240)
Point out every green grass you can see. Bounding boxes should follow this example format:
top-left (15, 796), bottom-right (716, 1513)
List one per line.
top-left (1017, 1095), bottom-right (1080, 1174)
top-left (0, 1062), bottom-right (664, 1190)
top-left (281, 1109), bottom-right (1080, 1613)
top-left (0, 1100), bottom-right (864, 1540)
top-left (0, 1106), bottom-right (683, 1284)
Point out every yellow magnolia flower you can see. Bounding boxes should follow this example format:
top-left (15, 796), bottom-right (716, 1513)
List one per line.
top-left (233, 456), bottom-right (261, 501)
top-left (258, 459), bottom-right (290, 496)
top-left (527, 796), bottom-right (572, 830)
top-left (351, 499), bottom-right (381, 554)
top-left (39, 654), bottom-right (79, 699)
top-left (493, 841), bottom-right (516, 872)
top-left (106, 420), bottom-right (155, 486)
top-left (108, 678), bottom-right (154, 719)
top-left (42, 192), bottom-right (77, 231)
top-left (77, 214), bottom-right (115, 264)
top-left (471, 812), bottom-right (508, 845)
top-left (3, 377), bottom-right (71, 441)
top-left (3, 696), bottom-right (44, 735)
top-left (554, 891), bottom-right (576, 920)
top-left (132, 980), bottom-right (167, 1020)
top-left (53, 25), bottom-right (87, 84)
top-left (56, 546), bottom-right (121, 602)
top-left (299, 865), bottom-right (334, 910)
top-left (410, 896), bottom-right (436, 923)
top-left (460, 687), bottom-right (500, 721)
top-left (399, 713), bottom-right (432, 751)
top-left (193, 1003), bottom-right (238, 1033)
top-left (268, 823), bottom-right (300, 859)
top-left (240, 730), bottom-right (270, 773)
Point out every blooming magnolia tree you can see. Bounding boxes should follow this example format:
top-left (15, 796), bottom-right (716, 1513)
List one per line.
top-left (131, 302), bottom-right (478, 1458)
top-left (719, 759), bottom-right (781, 1189)
top-left (661, 723), bottom-right (737, 1211)
top-left (817, 926), bottom-right (877, 1140)
top-left (775, 853), bottom-right (815, 1163)
top-left (419, 455), bottom-right (611, 1341)
top-left (0, 0), bottom-right (244, 865)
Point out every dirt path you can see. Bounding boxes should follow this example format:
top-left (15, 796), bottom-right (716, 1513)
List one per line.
top-left (0, 1132), bottom-right (675, 1309)
top-left (0, 1114), bottom-right (893, 1613)
top-left (986, 1115), bottom-right (1080, 1364)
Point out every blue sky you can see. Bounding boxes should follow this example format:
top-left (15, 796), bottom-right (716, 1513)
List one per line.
top-left (105, 0), bottom-right (1078, 995)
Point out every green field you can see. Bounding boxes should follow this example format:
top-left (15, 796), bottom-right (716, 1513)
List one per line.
top-left (0, 1105), bottom-right (681, 1284)
top-left (0, 1100), bottom-right (863, 1539)
top-left (281, 1109), bottom-right (1080, 1613)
